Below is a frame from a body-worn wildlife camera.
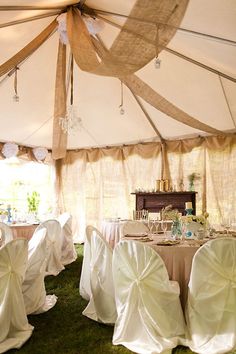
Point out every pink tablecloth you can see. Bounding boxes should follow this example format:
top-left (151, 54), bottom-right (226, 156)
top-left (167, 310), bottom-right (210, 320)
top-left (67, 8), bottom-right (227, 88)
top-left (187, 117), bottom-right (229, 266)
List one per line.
top-left (11, 224), bottom-right (38, 240)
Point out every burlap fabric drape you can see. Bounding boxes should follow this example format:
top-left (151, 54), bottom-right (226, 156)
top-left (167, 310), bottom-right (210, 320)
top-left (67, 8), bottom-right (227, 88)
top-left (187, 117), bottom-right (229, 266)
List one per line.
top-left (122, 75), bottom-right (223, 136)
top-left (52, 1), bottom-right (190, 158)
top-left (56, 135), bottom-right (236, 242)
top-left (67, 1), bottom-right (189, 77)
top-left (0, 20), bottom-right (57, 77)
top-left (52, 2), bottom-right (223, 159)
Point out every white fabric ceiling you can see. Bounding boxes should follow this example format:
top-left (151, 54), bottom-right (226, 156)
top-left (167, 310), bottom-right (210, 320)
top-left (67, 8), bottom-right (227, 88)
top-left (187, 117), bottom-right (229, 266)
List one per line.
top-left (0, 0), bottom-right (235, 150)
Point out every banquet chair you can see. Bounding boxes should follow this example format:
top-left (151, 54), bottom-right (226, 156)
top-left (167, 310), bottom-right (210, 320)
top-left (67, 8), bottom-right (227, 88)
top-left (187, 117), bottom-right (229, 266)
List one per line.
top-left (0, 221), bottom-right (14, 245)
top-left (23, 228), bottom-right (57, 315)
top-left (0, 239), bottom-right (33, 353)
top-left (112, 240), bottom-right (186, 354)
top-left (35, 219), bottom-right (64, 276)
top-left (185, 237), bottom-right (236, 354)
top-left (57, 212), bottom-right (77, 265)
top-left (82, 225), bottom-right (117, 324)
top-left (80, 225), bottom-right (105, 300)
top-left (120, 220), bottom-right (149, 238)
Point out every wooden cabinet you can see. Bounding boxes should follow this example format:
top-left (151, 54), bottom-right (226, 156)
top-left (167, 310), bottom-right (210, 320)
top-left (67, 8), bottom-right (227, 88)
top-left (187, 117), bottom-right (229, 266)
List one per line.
top-left (132, 192), bottom-right (197, 215)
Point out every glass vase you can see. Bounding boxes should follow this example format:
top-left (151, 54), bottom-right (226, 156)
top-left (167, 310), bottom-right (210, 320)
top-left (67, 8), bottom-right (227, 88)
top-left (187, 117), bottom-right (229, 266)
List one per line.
top-left (171, 220), bottom-right (182, 240)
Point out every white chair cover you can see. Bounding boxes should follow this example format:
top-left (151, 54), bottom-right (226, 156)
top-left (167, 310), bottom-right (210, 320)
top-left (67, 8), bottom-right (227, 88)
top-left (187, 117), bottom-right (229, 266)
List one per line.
top-left (23, 228), bottom-right (57, 315)
top-left (185, 237), bottom-right (236, 354)
top-left (57, 213), bottom-right (77, 265)
top-left (112, 240), bottom-right (186, 354)
top-left (121, 220), bottom-right (149, 237)
top-left (0, 239), bottom-right (33, 353)
top-left (80, 226), bottom-right (106, 300)
top-left (35, 219), bottom-right (64, 276)
top-left (0, 222), bottom-right (14, 245)
top-left (82, 226), bottom-right (117, 324)
top-left (79, 225), bottom-right (93, 300)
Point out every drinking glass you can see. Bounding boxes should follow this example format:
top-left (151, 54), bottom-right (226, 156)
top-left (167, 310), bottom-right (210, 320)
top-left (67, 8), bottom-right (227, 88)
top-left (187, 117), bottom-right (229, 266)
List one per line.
top-left (161, 220), bottom-right (168, 238)
top-left (221, 217), bottom-right (231, 236)
top-left (153, 219), bottom-right (160, 234)
top-left (148, 219), bottom-right (154, 235)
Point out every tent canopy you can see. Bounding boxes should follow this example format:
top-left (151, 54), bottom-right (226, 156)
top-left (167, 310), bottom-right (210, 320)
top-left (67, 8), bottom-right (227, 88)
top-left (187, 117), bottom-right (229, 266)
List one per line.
top-left (0, 0), bottom-right (235, 150)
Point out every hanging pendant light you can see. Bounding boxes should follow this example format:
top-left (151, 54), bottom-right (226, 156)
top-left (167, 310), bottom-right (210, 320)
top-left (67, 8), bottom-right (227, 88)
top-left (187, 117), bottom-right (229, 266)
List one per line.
top-left (154, 24), bottom-right (161, 69)
top-left (119, 80), bottom-right (125, 115)
top-left (154, 57), bottom-right (161, 69)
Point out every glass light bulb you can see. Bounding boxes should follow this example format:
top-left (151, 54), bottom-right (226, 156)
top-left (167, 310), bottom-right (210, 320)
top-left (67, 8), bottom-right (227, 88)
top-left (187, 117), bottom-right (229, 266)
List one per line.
top-left (13, 94), bottom-right (20, 102)
top-left (120, 106), bottom-right (125, 115)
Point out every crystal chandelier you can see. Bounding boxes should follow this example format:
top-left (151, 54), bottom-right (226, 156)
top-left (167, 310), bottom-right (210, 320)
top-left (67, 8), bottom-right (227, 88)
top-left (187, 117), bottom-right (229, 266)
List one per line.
top-left (59, 105), bottom-right (82, 134)
top-left (59, 55), bottom-right (82, 134)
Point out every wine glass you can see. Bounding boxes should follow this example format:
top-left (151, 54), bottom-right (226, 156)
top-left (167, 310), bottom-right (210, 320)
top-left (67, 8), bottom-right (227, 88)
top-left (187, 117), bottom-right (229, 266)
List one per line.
top-left (181, 222), bottom-right (187, 242)
top-left (161, 220), bottom-right (168, 238)
top-left (148, 219), bottom-right (154, 235)
top-left (153, 219), bottom-right (160, 234)
top-left (221, 217), bottom-right (231, 236)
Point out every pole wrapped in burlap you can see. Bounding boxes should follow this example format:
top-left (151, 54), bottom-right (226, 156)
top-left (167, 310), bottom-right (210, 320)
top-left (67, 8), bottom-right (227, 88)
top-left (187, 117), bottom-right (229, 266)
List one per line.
top-left (52, 41), bottom-right (67, 160)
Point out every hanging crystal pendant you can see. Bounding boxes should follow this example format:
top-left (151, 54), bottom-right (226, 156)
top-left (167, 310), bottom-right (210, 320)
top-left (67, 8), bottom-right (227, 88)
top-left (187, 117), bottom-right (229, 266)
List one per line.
top-left (154, 56), bottom-right (161, 69)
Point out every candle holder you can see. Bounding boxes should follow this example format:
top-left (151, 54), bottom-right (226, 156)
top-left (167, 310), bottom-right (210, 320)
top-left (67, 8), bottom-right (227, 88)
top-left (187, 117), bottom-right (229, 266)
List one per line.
top-left (185, 208), bottom-right (193, 216)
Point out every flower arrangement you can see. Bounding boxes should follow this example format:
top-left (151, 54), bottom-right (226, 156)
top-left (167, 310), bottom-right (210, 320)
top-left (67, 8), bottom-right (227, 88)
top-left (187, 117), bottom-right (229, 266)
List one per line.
top-left (161, 205), bottom-right (181, 221)
top-left (27, 191), bottom-right (40, 213)
top-left (182, 212), bottom-right (209, 226)
top-left (188, 173), bottom-right (201, 191)
top-left (188, 173), bottom-right (201, 183)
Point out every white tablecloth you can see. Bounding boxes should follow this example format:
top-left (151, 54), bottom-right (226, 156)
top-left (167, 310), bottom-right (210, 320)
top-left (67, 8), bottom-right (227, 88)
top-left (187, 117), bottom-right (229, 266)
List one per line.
top-left (101, 219), bottom-right (173, 248)
top-left (101, 219), bottom-right (128, 248)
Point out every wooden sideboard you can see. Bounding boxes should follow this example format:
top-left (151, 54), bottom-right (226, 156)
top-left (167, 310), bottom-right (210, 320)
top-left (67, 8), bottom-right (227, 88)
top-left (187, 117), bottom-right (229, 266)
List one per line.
top-left (131, 192), bottom-right (197, 215)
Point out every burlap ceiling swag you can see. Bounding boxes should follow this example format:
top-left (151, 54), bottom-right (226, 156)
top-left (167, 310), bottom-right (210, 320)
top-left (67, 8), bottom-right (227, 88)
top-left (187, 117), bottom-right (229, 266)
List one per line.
top-left (53, 0), bottom-right (190, 158)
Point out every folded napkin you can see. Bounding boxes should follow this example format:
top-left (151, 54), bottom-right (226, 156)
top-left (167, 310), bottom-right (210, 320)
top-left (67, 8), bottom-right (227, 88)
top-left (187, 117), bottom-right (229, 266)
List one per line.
top-left (155, 240), bottom-right (180, 246)
top-left (124, 232), bottom-right (148, 237)
top-left (124, 235), bottom-right (153, 242)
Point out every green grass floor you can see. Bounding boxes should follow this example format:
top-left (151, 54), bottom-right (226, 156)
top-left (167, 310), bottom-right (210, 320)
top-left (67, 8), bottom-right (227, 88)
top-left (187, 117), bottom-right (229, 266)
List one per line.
top-left (7, 245), bottom-right (234, 354)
